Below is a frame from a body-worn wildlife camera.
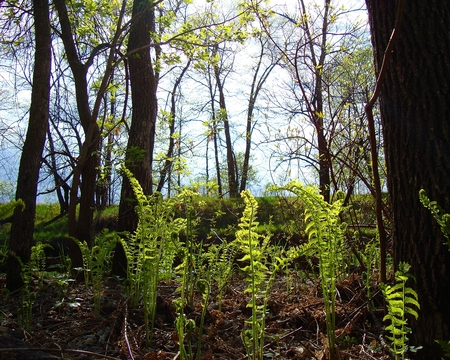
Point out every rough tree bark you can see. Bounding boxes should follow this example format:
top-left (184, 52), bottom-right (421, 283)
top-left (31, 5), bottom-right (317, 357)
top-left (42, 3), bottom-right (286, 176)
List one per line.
top-left (113, 0), bottom-right (159, 278)
top-left (6, 0), bottom-right (51, 291)
top-left (365, 0), bottom-right (450, 357)
top-left (117, 0), bottom-right (158, 233)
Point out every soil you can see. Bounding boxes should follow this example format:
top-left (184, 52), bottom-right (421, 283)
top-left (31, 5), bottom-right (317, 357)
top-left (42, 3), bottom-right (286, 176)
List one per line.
top-left (0, 271), bottom-right (392, 360)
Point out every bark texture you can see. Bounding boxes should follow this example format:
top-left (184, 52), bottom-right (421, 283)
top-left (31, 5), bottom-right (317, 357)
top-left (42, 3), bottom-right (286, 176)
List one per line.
top-left (7, 0), bottom-right (51, 291)
top-left (117, 0), bottom-right (158, 233)
top-left (365, 1), bottom-right (450, 357)
top-left (114, 0), bottom-right (158, 278)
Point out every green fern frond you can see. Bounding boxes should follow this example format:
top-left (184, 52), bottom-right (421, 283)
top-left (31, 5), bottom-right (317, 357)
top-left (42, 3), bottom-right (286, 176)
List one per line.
top-left (381, 262), bottom-right (420, 359)
top-left (420, 189), bottom-right (450, 249)
top-left (266, 181), bottom-right (346, 360)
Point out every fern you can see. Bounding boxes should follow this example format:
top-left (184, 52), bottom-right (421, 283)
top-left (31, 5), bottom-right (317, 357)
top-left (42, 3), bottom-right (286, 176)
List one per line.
top-left (235, 189), bottom-right (311, 360)
top-left (268, 181), bottom-right (346, 359)
top-left (235, 190), bottom-right (269, 360)
top-left (419, 189), bottom-right (450, 250)
top-left (204, 240), bottom-right (238, 311)
top-left (435, 340), bottom-right (450, 359)
top-left (381, 262), bottom-right (420, 359)
top-left (120, 166), bottom-right (185, 345)
top-left (420, 189), bottom-right (450, 357)
top-left (71, 232), bottom-right (116, 314)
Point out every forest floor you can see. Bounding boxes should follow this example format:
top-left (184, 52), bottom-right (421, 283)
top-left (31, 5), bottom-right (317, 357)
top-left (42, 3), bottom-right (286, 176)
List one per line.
top-left (0, 270), bottom-right (393, 360)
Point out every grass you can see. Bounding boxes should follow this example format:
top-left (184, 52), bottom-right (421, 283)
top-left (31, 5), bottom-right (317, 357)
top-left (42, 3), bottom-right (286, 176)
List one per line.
top-left (0, 193), bottom-right (378, 250)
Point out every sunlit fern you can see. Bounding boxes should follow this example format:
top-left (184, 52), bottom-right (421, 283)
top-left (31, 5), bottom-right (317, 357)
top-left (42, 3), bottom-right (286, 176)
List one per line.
top-left (120, 165), bottom-right (185, 345)
top-left (381, 262), bottom-right (420, 359)
top-left (268, 181), bottom-right (346, 360)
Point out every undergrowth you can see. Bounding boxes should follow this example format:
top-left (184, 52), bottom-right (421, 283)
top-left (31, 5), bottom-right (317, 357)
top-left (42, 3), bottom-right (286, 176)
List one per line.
top-left (2, 178), bottom-right (399, 359)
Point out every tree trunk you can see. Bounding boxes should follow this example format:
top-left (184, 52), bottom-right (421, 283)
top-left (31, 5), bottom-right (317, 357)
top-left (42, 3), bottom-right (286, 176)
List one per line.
top-left (213, 118), bottom-right (222, 197)
top-left (117, 0), bottom-right (158, 233)
top-left (365, 1), bottom-right (450, 357)
top-left (7, 0), bottom-right (51, 291)
top-left (213, 53), bottom-right (238, 198)
top-left (157, 60), bottom-right (190, 193)
top-left (207, 68), bottom-right (222, 197)
top-left (297, 0), bottom-right (332, 203)
top-left (240, 37), bottom-right (278, 193)
top-left (113, 0), bottom-right (158, 277)
top-left (54, 0), bottom-right (100, 250)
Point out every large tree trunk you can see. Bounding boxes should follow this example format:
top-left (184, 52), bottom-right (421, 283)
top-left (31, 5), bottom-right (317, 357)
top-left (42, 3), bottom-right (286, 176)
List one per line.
top-left (117, 0), bottom-right (157, 233)
top-left (365, 1), bottom-right (450, 357)
top-left (113, 0), bottom-right (158, 278)
top-left (7, 0), bottom-right (51, 291)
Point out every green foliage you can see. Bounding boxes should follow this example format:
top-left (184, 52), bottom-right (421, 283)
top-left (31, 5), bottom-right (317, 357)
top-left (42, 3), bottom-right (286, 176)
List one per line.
top-left (268, 181), bottom-right (346, 359)
top-left (33, 204), bottom-right (69, 242)
top-left (196, 279), bottom-right (210, 360)
top-left (361, 238), bottom-right (379, 310)
top-left (235, 190), bottom-right (270, 360)
top-left (435, 340), bottom-right (450, 359)
top-left (0, 198), bottom-right (25, 219)
top-left (0, 199), bottom-right (25, 262)
top-left (419, 189), bottom-right (450, 250)
top-left (172, 189), bottom-right (211, 360)
top-left (381, 262), bottom-right (420, 359)
top-left (120, 166), bottom-right (186, 344)
top-left (71, 231), bottom-right (116, 315)
top-left (203, 239), bottom-right (238, 311)
top-left (235, 189), bottom-right (311, 360)
top-left (176, 188), bottom-right (203, 306)
top-left (17, 241), bottom-right (48, 329)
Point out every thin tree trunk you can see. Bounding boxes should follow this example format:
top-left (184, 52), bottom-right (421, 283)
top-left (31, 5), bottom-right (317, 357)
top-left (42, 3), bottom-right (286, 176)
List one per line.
top-left (207, 67), bottom-right (222, 197)
top-left (213, 120), bottom-right (222, 196)
top-left (157, 60), bottom-right (191, 193)
top-left (240, 38), bottom-right (279, 192)
top-left (56, 0), bottom-right (127, 279)
top-left (213, 48), bottom-right (238, 198)
top-left (54, 0), bottom-right (100, 249)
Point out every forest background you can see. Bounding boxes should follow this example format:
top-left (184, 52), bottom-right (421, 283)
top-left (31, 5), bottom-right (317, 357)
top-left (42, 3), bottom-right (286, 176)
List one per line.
top-left (0, 0), bottom-right (372, 204)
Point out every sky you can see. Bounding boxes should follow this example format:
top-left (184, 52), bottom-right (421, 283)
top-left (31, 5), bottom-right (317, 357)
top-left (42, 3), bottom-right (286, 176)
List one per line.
top-left (0, 0), bottom-right (369, 203)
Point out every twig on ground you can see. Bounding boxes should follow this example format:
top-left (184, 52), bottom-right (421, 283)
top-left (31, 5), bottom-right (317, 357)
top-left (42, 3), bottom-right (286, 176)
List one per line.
top-left (0, 347), bottom-right (120, 359)
top-left (123, 302), bottom-right (135, 360)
